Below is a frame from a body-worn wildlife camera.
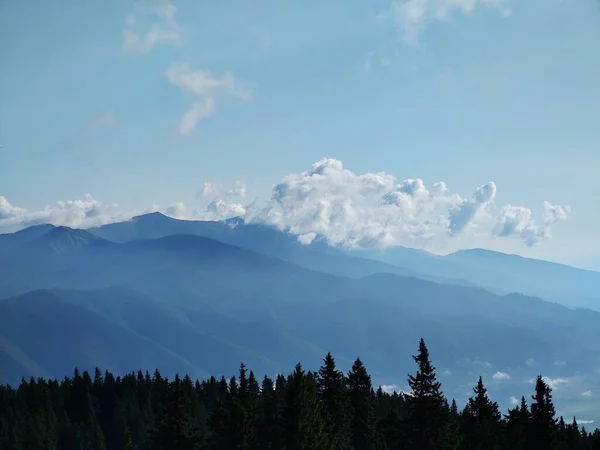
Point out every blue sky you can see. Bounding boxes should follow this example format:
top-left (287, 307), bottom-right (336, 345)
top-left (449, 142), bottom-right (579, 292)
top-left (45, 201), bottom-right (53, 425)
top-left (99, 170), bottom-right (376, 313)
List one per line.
top-left (1, 0), bottom-right (599, 268)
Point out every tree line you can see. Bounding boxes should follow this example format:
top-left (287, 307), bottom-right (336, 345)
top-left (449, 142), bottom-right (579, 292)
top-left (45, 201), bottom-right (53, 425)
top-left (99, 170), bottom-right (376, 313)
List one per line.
top-left (1, 338), bottom-right (598, 449)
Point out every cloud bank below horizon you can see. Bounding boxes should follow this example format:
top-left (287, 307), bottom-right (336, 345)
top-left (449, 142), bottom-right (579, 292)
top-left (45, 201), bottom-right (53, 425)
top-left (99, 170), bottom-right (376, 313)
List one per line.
top-left (0, 158), bottom-right (569, 251)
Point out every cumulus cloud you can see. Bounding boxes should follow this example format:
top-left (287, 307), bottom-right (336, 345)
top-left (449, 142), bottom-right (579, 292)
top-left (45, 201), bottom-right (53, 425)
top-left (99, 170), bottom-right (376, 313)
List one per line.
top-left (0, 159), bottom-right (570, 249)
top-left (581, 390), bottom-right (593, 398)
top-left (199, 200), bottom-right (247, 222)
top-left (509, 396), bottom-right (519, 406)
top-left (525, 358), bottom-right (535, 367)
top-left (385, 0), bottom-right (511, 46)
top-left (254, 158), bottom-right (567, 250)
top-left (0, 196), bottom-right (24, 220)
top-left (492, 371), bottom-right (511, 381)
top-left (123, 1), bottom-right (180, 53)
top-left (493, 201), bottom-right (570, 247)
top-left (448, 182), bottom-right (496, 235)
top-left (166, 62), bottom-right (252, 134)
top-left (380, 384), bottom-right (401, 394)
top-left (380, 384), bottom-right (412, 396)
top-left (0, 195), bottom-right (129, 232)
top-left (165, 202), bottom-right (186, 218)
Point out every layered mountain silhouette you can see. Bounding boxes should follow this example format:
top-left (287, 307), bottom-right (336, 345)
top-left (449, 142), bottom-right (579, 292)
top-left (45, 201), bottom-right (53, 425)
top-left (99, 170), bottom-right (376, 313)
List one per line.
top-left (1, 213), bottom-right (599, 422)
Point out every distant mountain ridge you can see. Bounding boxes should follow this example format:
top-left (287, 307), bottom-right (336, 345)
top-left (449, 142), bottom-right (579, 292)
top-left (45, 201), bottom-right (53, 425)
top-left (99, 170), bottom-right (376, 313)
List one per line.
top-left (2, 215), bottom-right (600, 423)
top-left (90, 212), bottom-right (600, 309)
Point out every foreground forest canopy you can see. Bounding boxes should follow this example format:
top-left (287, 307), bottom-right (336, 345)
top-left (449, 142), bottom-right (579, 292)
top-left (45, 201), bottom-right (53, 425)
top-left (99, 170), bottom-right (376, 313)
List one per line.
top-left (1, 340), bottom-right (598, 450)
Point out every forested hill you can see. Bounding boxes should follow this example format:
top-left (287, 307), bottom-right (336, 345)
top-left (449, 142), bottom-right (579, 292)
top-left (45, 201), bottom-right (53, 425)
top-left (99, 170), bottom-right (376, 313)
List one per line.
top-left (1, 340), bottom-right (598, 450)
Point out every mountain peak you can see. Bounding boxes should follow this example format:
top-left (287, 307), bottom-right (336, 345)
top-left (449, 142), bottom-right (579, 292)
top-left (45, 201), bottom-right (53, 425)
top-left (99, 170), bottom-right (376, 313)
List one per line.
top-left (131, 211), bottom-right (171, 222)
top-left (39, 226), bottom-right (107, 254)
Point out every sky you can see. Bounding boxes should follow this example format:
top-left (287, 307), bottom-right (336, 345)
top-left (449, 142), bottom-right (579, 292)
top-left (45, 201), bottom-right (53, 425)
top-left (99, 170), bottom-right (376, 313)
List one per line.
top-left (1, 0), bottom-right (599, 269)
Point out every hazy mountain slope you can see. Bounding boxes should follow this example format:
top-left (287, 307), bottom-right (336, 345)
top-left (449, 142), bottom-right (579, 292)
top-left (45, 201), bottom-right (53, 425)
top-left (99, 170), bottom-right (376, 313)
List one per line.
top-left (2, 221), bottom-right (600, 421)
top-left (88, 213), bottom-right (421, 279)
top-left (89, 213), bottom-right (600, 309)
top-left (0, 288), bottom-right (301, 386)
top-left (2, 280), bottom-right (600, 422)
top-left (355, 246), bottom-right (600, 309)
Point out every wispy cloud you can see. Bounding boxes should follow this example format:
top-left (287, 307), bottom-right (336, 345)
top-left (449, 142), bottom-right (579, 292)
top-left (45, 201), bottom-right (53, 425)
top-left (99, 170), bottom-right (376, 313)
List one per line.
top-left (382, 0), bottom-right (512, 46)
top-left (197, 182), bottom-right (218, 198)
top-left (166, 62), bottom-right (253, 134)
top-left (54, 110), bottom-right (115, 162)
top-left (178, 98), bottom-right (216, 135)
top-left (123, 1), bottom-right (181, 53)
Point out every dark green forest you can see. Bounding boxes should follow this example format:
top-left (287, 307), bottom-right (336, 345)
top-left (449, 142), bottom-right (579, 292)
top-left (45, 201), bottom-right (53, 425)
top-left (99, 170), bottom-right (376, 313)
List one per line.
top-left (1, 339), bottom-right (598, 450)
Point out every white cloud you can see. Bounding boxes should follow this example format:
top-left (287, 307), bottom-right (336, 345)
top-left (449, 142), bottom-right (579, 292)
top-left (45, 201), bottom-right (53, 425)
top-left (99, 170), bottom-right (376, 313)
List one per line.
top-left (380, 384), bottom-right (401, 394)
top-left (297, 232), bottom-right (317, 245)
top-left (528, 376), bottom-right (569, 390)
top-left (385, 0), bottom-right (511, 46)
top-left (199, 199), bottom-right (246, 222)
top-left (0, 195), bottom-right (129, 232)
top-left (448, 182), bottom-right (496, 235)
top-left (578, 420), bottom-right (595, 425)
top-left (166, 62), bottom-right (252, 134)
top-left (443, 369), bottom-right (452, 376)
top-left (123, 1), bottom-right (180, 53)
top-left (474, 360), bottom-right (492, 368)
top-left (178, 98), bottom-right (216, 135)
top-left (493, 201), bottom-right (570, 247)
top-left (525, 358), bottom-right (535, 367)
top-left (0, 159), bottom-right (569, 250)
top-left (492, 371), bottom-right (511, 381)
top-left (256, 158), bottom-right (566, 250)
top-left (197, 182), bottom-right (218, 198)
top-left (554, 360), bottom-right (567, 367)
top-left (380, 384), bottom-right (413, 396)
top-left (581, 390), bottom-right (593, 398)
top-left (509, 396), bottom-right (519, 406)
top-left (227, 182), bottom-right (247, 199)
top-left (165, 202), bottom-right (186, 218)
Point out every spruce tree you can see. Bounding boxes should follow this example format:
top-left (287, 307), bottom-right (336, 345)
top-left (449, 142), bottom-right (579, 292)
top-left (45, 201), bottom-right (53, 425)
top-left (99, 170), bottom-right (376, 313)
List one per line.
top-left (347, 358), bottom-right (379, 450)
top-left (150, 379), bottom-right (197, 450)
top-left (406, 338), bottom-right (448, 450)
top-left (317, 352), bottom-right (352, 450)
top-left (527, 375), bottom-right (557, 450)
top-left (461, 377), bottom-right (502, 450)
top-left (505, 396), bottom-right (530, 450)
top-left (283, 363), bottom-right (326, 450)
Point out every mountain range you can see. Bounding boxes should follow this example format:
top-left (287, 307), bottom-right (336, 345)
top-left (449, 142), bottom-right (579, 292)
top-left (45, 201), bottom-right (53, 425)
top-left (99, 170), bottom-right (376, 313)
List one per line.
top-left (1, 212), bottom-right (599, 424)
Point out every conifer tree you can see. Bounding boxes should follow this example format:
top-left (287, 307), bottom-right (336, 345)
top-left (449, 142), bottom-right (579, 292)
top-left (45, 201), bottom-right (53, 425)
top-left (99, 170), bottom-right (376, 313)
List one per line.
top-left (347, 358), bottom-right (379, 450)
top-left (317, 352), bottom-right (352, 450)
top-left (505, 396), bottom-right (530, 450)
top-left (527, 375), bottom-right (557, 450)
top-left (283, 363), bottom-right (326, 450)
top-left (406, 338), bottom-right (448, 450)
top-left (150, 378), bottom-right (197, 450)
top-left (461, 377), bottom-right (503, 450)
